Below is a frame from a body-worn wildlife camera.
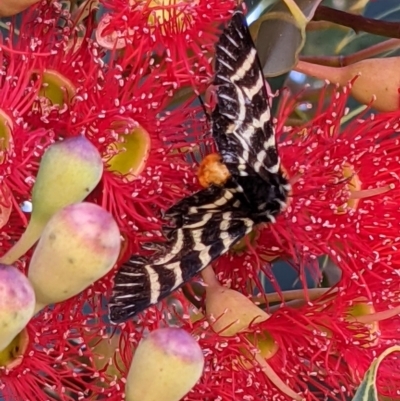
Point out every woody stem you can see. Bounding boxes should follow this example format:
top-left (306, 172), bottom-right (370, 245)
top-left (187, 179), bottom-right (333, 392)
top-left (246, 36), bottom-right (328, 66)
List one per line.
top-left (313, 6), bottom-right (400, 39)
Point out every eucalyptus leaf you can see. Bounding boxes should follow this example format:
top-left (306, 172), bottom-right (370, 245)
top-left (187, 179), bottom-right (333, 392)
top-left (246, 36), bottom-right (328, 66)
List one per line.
top-left (349, 0), bottom-right (370, 14)
top-left (250, 0), bottom-right (323, 77)
top-left (288, 0), bottom-right (323, 21)
top-left (351, 345), bottom-right (400, 401)
top-left (245, 0), bottom-right (276, 25)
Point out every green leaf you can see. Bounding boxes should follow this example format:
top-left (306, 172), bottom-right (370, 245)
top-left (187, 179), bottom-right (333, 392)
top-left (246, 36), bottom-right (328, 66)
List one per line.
top-left (351, 345), bottom-right (400, 401)
top-left (250, 0), bottom-right (323, 77)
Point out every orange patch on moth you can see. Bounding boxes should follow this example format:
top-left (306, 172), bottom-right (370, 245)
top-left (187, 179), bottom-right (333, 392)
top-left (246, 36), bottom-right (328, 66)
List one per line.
top-left (198, 153), bottom-right (231, 188)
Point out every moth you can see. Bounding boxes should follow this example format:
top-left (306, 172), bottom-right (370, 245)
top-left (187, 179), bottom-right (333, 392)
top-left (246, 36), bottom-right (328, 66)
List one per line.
top-left (108, 8), bottom-right (291, 323)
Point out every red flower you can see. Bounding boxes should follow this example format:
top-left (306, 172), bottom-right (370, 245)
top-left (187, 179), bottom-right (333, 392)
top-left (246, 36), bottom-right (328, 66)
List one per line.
top-left (278, 86), bottom-right (400, 271)
top-left (303, 268), bottom-right (400, 399)
top-left (144, 289), bottom-right (358, 401)
top-left (0, 303), bottom-right (124, 400)
top-left (134, 264), bottom-right (400, 401)
top-left (211, 84), bottom-right (400, 291)
top-left (0, 8), bottom-right (205, 399)
top-left (0, 3), bottom-right (106, 133)
top-left (47, 56), bottom-right (203, 250)
top-left (3, 4), bottom-right (400, 401)
top-left (0, 13), bottom-right (71, 234)
top-left (97, 0), bottom-right (237, 87)
top-left (1, 4), bottom-right (204, 252)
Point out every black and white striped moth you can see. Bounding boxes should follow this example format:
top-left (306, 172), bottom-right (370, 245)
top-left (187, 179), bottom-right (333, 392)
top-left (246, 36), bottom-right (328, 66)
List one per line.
top-left (108, 8), bottom-right (290, 323)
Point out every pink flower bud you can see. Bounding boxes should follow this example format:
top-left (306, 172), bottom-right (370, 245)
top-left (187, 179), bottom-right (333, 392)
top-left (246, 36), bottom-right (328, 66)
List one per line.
top-left (295, 57), bottom-right (400, 111)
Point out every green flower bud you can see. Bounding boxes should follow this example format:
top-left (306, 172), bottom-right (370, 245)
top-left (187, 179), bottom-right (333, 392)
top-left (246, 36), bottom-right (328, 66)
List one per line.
top-left (1, 136), bottom-right (103, 264)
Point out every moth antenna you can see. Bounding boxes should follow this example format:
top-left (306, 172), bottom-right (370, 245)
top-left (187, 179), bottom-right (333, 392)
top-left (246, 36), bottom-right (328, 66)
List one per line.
top-left (198, 95), bottom-right (211, 122)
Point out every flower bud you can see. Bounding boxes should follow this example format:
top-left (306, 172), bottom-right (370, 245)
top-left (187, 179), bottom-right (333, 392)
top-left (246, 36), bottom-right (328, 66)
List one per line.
top-left (205, 284), bottom-right (270, 336)
top-left (0, 136), bottom-right (103, 264)
top-left (28, 202), bottom-right (120, 312)
top-left (125, 328), bottom-right (204, 401)
top-left (0, 0), bottom-right (39, 17)
top-left (295, 58), bottom-right (400, 111)
top-left (0, 265), bottom-right (35, 351)
top-left (31, 136), bottom-right (103, 219)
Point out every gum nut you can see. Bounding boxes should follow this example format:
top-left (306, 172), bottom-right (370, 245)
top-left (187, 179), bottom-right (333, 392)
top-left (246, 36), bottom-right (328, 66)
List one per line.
top-left (28, 202), bottom-right (120, 309)
top-left (205, 285), bottom-right (269, 336)
top-left (32, 135), bottom-right (103, 221)
top-left (125, 328), bottom-right (204, 401)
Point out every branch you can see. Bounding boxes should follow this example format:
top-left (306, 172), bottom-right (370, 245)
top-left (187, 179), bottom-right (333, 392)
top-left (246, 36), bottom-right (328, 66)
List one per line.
top-left (300, 38), bottom-right (400, 67)
top-left (313, 5), bottom-right (400, 39)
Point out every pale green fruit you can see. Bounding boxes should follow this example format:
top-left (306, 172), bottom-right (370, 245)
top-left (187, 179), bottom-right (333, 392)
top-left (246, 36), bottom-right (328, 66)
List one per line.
top-left (31, 136), bottom-right (103, 220)
top-left (0, 264), bottom-right (35, 351)
top-left (205, 284), bottom-right (270, 336)
top-left (28, 202), bottom-right (120, 312)
top-left (1, 136), bottom-right (103, 264)
top-left (126, 328), bottom-right (204, 401)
